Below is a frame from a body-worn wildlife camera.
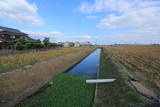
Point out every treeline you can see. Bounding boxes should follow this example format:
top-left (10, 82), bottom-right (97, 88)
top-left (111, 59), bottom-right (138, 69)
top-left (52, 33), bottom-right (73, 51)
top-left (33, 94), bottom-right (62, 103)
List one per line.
top-left (13, 38), bottom-right (61, 50)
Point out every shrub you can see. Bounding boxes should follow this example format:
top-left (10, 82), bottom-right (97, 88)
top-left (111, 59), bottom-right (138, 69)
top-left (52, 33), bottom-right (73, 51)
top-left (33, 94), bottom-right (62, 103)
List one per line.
top-left (48, 43), bottom-right (57, 48)
top-left (15, 45), bottom-right (27, 50)
top-left (15, 40), bottom-right (44, 50)
top-left (33, 43), bottom-right (44, 49)
top-left (26, 42), bottom-right (33, 49)
top-left (15, 38), bottom-right (58, 50)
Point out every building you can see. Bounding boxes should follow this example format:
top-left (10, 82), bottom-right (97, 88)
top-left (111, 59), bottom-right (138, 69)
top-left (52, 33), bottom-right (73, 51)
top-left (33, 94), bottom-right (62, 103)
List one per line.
top-left (0, 26), bottom-right (34, 49)
top-left (57, 41), bottom-right (92, 47)
top-left (81, 41), bottom-right (92, 46)
top-left (63, 42), bottom-right (74, 47)
top-left (74, 41), bottom-right (81, 47)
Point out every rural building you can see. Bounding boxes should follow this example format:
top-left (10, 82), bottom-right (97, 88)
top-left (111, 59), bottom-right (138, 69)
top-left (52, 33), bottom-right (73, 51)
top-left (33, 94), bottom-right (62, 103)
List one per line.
top-left (59, 41), bottom-right (93, 47)
top-left (57, 42), bottom-right (64, 47)
top-left (0, 26), bottom-right (34, 49)
top-left (74, 41), bottom-right (81, 47)
top-left (81, 41), bottom-right (92, 46)
top-left (63, 42), bottom-right (74, 47)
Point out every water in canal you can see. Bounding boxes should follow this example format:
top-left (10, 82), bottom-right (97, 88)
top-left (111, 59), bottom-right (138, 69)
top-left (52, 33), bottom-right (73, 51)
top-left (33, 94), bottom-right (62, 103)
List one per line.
top-left (67, 49), bottom-right (101, 78)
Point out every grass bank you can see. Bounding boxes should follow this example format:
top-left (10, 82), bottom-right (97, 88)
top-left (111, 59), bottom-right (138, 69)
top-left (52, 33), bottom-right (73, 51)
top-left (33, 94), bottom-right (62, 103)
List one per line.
top-left (17, 74), bottom-right (95, 107)
top-left (94, 48), bottom-right (144, 107)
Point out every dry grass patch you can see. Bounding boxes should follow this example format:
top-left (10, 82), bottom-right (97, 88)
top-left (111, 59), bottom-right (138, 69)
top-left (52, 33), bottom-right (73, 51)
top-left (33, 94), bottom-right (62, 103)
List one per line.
top-left (104, 46), bottom-right (160, 96)
top-left (0, 47), bottom-right (87, 72)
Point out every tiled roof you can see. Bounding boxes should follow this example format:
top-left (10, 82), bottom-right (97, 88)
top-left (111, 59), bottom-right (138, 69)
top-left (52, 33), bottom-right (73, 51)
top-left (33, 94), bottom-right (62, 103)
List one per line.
top-left (0, 26), bottom-right (27, 35)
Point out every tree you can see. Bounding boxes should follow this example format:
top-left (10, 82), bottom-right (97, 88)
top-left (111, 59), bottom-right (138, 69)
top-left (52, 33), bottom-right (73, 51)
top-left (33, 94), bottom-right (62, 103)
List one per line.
top-left (14, 38), bottom-right (44, 50)
top-left (15, 38), bottom-right (27, 50)
top-left (43, 37), bottom-right (50, 47)
top-left (37, 39), bottom-right (41, 43)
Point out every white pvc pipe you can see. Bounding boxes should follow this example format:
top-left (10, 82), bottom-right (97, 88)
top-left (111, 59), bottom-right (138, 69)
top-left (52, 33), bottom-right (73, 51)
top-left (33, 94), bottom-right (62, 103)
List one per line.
top-left (86, 79), bottom-right (116, 83)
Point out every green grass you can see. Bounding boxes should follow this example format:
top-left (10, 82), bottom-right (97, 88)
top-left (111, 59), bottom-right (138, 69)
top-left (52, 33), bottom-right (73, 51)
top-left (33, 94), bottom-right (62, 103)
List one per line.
top-left (95, 48), bottom-right (144, 107)
top-left (17, 74), bottom-right (95, 107)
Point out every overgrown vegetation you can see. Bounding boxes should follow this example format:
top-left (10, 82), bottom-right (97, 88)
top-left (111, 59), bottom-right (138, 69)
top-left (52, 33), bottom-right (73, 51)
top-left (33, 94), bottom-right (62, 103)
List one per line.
top-left (14, 38), bottom-right (58, 50)
top-left (94, 48), bottom-right (144, 107)
top-left (17, 74), bottom-right (95, 107)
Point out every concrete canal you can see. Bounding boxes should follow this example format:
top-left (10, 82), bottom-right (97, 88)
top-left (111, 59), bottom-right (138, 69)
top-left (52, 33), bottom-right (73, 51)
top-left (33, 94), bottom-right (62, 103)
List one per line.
top-left (67, 48), bottom-right (101, 78)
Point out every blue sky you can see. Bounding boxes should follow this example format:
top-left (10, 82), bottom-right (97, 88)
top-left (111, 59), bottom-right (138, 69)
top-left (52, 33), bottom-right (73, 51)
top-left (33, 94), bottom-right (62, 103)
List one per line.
top-left (0, 0), bottom-right (160, 44)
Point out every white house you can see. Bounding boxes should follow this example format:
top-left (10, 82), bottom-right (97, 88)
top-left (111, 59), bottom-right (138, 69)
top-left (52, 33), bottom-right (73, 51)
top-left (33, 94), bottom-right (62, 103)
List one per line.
top-left (81, 41), bottom-right (92, 46)
top-left (63, 42), bottom-right (74, 47)
top-left (74, 41), bottom-right (81, 47)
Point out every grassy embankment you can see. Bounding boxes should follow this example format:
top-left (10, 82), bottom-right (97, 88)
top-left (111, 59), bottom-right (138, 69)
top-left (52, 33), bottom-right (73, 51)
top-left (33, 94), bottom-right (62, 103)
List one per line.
top-left (94, 48), bottom-right (144, 107)
top-left (0, 47), bottom-right (86, 72)
top-left (17, 74), bottom-right (95, 107)
top-left (0, 47), bottom-right (95, 107)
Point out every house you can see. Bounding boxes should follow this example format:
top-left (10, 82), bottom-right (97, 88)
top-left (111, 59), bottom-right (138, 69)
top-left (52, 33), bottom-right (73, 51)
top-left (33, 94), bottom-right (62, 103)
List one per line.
top-left (74, 41), bottom-right (81, 47)
top-left (0, 26), bottom-right (34, 49)
top-left (63, 42), bottom-right (74, 47)
top-left (81, 41), bottom-right (92, 46)
top-left (57, 42), bottom-right (64, 47)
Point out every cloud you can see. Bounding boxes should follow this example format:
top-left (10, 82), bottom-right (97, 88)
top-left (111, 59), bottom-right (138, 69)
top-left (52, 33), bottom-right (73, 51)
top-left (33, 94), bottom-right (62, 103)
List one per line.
top-left (23, 30), bottom-right (62, 42)
top-left (59, 35), bottom-right (93, 41)
top-left (54, 35), bottom-right (94, 43)
top-left (76, 0), bottom-right (160, 44)
top-left (103, 28), bottom-right (160, 44)
top-left (86, 15), bottom-right (99, 19)
top-left (75, 2), bottom-right (93, 13)
top-left (59, 35), bottom-right (93, 42)
top-left (98, 6), bottom-right (160, 29)
top-left (56, 34), bottom-right (92, 42)
top-left (23, 30), bottom-right (92, 42)
top-left (24, 31), bottom-right (62, 38)
top-left (0, 0), bottom-right (43, 26)
top-left (77, 0), bottom-right (160, 29)
top-left (81, 35), bottom-right (92, 39)
top-left (49, 32), bottom-right (62, 36)
top-left (72, 35), bottom-right (92, 39)
top-left (76, 0), bottom-right (131, 13)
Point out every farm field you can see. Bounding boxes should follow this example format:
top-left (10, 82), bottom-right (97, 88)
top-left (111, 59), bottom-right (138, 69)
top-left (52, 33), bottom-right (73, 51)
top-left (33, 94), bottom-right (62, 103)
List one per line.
top-left (94, 48), bottom-right (144, 106)
top-left (1, 46), bottom-right (160, 106)
top-left (94, 46), bottom-right (160, 106)
top-left (0, 47), bottom-right (90, 72)
top-left (104, 46), bottom-right (160, 98)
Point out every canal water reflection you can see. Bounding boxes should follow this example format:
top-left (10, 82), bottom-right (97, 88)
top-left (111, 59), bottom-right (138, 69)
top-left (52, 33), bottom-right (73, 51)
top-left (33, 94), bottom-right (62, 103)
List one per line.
top-left (67, 49), bottom-right (101, 78)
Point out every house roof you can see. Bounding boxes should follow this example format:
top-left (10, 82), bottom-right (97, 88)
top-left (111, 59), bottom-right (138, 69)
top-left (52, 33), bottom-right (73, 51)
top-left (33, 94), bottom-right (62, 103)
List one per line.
top-left (0, 26), bottom-right (38, 42)
top-left (0, 26), bottom-right (27, 35)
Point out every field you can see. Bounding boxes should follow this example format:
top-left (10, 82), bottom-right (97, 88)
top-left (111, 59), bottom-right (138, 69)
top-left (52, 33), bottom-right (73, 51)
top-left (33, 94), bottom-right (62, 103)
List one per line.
top-left (104, 46), bottom-right (160, 98)
top-left (94, 48), bottom-right (144, 107)
top-left (0, 47), bottom-right (87, 72)
top-left (1, 46), bottom-right (160, 106)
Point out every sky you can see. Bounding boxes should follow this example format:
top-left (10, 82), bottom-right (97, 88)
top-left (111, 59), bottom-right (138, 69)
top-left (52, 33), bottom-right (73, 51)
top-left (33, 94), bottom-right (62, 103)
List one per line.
top-left (0, 0), bottom-right (160, 45)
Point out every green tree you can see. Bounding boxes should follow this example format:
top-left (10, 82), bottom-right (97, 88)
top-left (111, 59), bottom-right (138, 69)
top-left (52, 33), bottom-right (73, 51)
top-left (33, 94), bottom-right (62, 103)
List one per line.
top-left (43, 37), bottom-right (50, 47)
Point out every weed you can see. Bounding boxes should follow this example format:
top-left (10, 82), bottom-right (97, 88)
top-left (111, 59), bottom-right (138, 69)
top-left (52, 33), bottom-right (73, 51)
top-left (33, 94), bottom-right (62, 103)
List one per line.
top-left (17, 74), bottom-right (95, 107)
